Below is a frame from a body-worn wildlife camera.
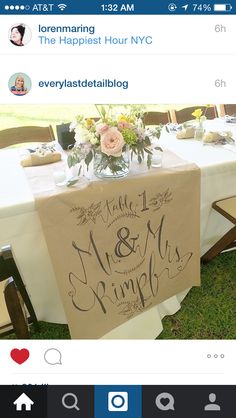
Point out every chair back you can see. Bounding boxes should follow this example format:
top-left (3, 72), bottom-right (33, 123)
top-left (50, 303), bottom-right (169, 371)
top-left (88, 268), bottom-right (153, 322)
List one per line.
top-left (0, 245), bottom-right (38, 338)
top-left (223, 104), bottom-right (236, 116)
top-left (4, 279), bottom-right (29, 339)
top-left (143, 111), bottom-right (170, 125)
top-left (172, 106), bottom-right (218, 124)
top-left (0, 125), bottom-right (55, 149)
top-left (0, 249), bottom-right (11, 281)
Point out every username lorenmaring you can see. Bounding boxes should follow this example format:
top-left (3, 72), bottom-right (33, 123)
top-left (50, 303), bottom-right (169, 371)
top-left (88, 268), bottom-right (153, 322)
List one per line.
top-left (38, 25), bottom-right (95, 35)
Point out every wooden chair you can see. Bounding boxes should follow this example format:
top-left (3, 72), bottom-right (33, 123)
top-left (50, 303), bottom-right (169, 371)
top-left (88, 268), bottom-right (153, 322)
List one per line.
top-left (0, 125), bottom-right (55, 149)
top-left (221, 104), bottom-right (236, 116)
top-left (3, 279), bottom-right (29, 338)
top-left (201, 196), bottom-right (236, 263)
top-left (171, 106), bottom-right (218, 124)
top-left (0, 245), bottom-right (39, 338)
top-left (143, 111), bottom-right (170, 125)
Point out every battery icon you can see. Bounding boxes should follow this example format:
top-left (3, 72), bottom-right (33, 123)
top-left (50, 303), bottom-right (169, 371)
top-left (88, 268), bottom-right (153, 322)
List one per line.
top-left (214, 4), bottom-right (232, 11)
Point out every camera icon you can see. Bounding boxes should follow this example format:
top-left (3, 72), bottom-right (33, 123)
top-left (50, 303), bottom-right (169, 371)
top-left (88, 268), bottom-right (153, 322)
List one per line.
top-left (108, 392), bottom-right (128, 412)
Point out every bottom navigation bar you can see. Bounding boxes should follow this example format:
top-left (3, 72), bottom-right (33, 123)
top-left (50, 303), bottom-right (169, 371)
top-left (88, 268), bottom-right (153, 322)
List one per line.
top-left (1, 385), bottom-right (235, 417)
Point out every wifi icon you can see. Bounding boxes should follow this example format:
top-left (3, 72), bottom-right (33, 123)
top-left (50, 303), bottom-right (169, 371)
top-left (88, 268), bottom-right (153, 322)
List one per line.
top-left (58, 3), bottom-right (67, 11)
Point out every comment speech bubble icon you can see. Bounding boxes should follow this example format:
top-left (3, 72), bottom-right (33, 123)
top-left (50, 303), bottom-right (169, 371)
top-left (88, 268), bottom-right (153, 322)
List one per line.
top-left (155, 392), bottom-right (175, 411)
top-left (44, 348), bottom-right (62, 365)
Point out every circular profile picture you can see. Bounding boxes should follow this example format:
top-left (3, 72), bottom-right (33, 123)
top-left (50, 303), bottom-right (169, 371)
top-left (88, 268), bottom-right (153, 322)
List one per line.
top-left (9, 23), bottom-right (32, 46)
top-left (8, 73), bottom-right (32, 96)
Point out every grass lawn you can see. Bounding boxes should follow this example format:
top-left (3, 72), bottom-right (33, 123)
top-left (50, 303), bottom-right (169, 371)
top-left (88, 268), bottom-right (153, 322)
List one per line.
top-left (3, 251), bottom-right (236, 340)
top-left (0, 104), bottom-right (216, 131)
top-left (158, 251), bottom-right (236, 339)
top-left (0, 105), bottom-right (96, 130)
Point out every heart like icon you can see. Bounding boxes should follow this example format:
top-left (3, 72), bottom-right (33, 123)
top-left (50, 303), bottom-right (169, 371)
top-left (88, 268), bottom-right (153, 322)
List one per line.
top-left (10, 348), bottom-right (30, 364)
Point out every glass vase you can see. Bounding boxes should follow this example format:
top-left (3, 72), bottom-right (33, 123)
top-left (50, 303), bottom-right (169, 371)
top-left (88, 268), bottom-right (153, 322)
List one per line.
top-left (69, 162), bottom-right (83, 179)
top-left (151, 149), bottom-right (163, 168)
top-left (194, 120), bottom-right (205, 141)
top-left (94, 147), bottom-right (130, 179)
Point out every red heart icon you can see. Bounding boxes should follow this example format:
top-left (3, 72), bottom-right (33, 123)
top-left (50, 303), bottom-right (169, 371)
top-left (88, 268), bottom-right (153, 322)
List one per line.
top-left (10, 348), bottom-right (30, 364)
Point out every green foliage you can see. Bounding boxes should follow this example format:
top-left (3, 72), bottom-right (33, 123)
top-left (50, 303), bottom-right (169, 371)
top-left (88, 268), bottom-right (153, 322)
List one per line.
top-left (67, 153), bottom-right (79, 168)
top-left (152, 125), bottom-right (162, 139)
top-left (147, 153), bottom-right (152, 169)
top-left (67, 178), bottom-right (80, 187)
top-left (67, 154), bottom-right (73, 168)
top-left (67, 148), bottom-right (83, 167)
top-left (94, 152), bottom-right (129, 174)
top-left (76, 114), bottom-right (84, 124)
top-left (124, 104), bottom-right (146, 119)
top-left (84, 150), bottom-right (93, 169)
top-left (144, 147), bottom-right (152, 155)
top-left (121, 128), bottom-right (137, 145)
top-left (144, 136), bottom-right (151, 146)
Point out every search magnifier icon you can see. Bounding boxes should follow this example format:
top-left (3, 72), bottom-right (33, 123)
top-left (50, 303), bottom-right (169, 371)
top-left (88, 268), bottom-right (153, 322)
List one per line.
top-left (62, 393), bottom-right (80, 411)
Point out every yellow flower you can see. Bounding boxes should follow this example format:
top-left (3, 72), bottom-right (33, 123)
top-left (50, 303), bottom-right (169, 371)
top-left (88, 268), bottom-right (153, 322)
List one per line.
top-left (192, 108), bottom-right (203, 119)
top-left (117, 114), bottom-right (129, 123)
top-left (117, 114), bottom-right (135, 123)
top-left (86, 118), bottom-right (95, 128)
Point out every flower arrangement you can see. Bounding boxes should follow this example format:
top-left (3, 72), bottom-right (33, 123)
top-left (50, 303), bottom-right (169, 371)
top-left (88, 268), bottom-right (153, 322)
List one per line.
top-left (191, 108), bottom-right (207, 124)
top-left (67, 105), bottom-right (162, 178)
top-left (191, 107), bottom-right (210, 140)
top-left (191, 105), bottom-right (215, 125)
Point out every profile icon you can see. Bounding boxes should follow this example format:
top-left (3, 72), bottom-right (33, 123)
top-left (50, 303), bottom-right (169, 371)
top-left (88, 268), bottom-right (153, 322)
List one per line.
top-left (8, 73), bottom-right (32, 96)
top-left (204, 393), bottom-right (221, 411)
top-left (9, 23), bottom-right (31, 46)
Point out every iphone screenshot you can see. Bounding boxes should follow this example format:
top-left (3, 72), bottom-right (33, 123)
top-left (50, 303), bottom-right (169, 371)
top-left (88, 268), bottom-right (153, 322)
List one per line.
top-left (0, 0), bottom-right (235, 416)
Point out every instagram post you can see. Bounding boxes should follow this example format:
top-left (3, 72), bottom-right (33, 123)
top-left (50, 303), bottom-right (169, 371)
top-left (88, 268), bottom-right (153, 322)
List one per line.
top-left (0, 1), bottom-right (236, 417)
top-left (0, 104), bottom-right (235, 340)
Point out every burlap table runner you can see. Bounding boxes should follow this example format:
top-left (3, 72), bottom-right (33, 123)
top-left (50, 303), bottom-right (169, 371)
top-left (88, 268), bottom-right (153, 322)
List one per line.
top-left (25, 150), bottom-right (200, 338)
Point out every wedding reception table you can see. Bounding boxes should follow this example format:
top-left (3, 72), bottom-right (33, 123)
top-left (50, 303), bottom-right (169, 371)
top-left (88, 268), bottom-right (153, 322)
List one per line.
top-left (0, 118), bottom-right (236, 338)
top-left (159, 119), bottom-right (236, 255)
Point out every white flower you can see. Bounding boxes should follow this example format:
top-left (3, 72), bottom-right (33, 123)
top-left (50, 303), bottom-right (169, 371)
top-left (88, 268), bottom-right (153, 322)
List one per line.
top-left (69, 121), bottom-right (77, 132)
top-left (75, 127), bottom-right (93, 144)
top-left (74, 132), bottom-right (86, 144)
top-left (89, 135), bottom-right (98, 145)
top-left (137, 117), bottom-right (144, 129)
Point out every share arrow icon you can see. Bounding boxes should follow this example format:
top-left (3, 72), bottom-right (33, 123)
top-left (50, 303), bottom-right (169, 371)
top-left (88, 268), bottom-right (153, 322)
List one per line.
top-left (182, 4), bottom-right (188, 11)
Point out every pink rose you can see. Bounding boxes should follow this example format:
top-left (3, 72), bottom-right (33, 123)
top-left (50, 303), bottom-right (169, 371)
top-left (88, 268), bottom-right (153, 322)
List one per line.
top-left (100, 127), bottom-right (125, 157)
top-left (117, 121), bottom-right (131, 129)
top-left (96, 123), bottom-right (109, 135)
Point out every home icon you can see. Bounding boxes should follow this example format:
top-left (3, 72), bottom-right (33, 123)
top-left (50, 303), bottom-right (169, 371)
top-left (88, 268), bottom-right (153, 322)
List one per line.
top-left (13, 393), bottom-right (34, 411)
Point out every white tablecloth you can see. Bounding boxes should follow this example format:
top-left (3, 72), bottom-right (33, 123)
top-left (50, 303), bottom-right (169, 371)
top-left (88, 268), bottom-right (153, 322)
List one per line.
top-left (159, 119), bottom-right (236, 255)
top-left (1, 120), bottom-right (236, 338)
